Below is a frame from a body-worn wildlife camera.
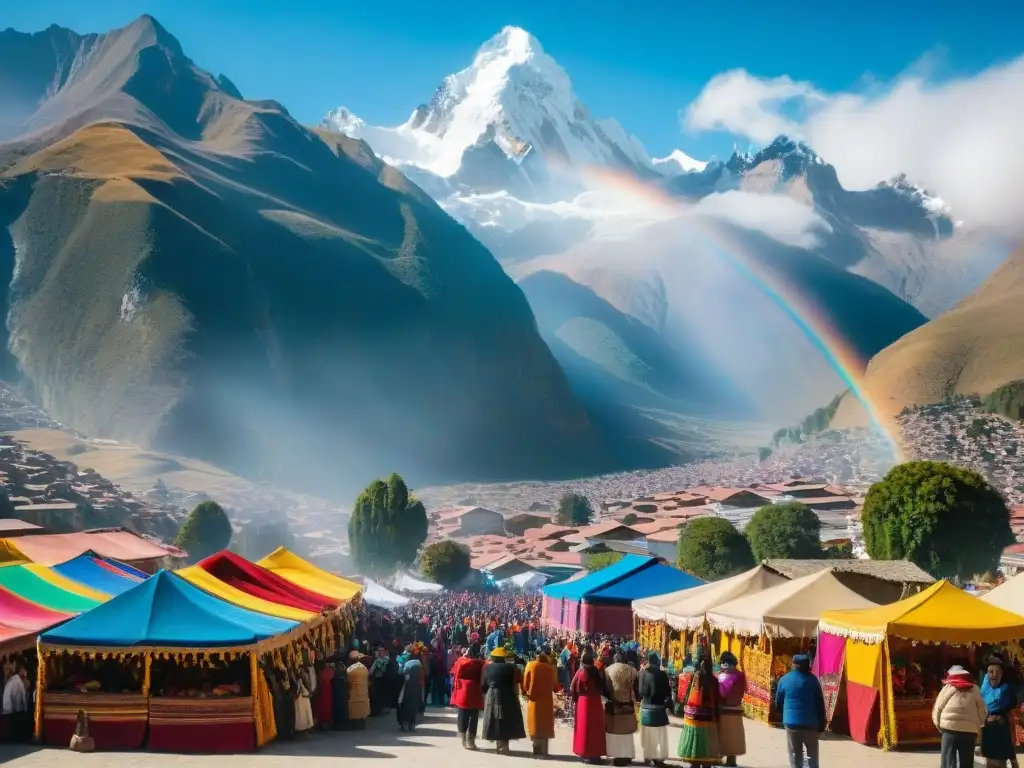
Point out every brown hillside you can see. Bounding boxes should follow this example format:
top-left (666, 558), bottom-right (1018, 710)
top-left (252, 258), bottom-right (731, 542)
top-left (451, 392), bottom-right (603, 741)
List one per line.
top-left (833, 246), bottom-right (1024, 427)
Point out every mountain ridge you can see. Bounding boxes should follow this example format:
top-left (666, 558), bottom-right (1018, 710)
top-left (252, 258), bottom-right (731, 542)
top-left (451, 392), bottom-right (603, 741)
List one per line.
top-left (0, 15), bottom-right (617, 495)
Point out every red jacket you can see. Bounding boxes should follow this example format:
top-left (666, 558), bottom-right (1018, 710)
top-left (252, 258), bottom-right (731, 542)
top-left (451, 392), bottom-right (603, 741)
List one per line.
top-left (450, 657), bottom-right (485, 710)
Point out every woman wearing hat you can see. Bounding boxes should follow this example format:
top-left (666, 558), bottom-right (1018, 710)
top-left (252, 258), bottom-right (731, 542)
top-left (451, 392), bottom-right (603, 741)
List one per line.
top-left (571, 650), bottom-right (607, 764)
top-left (932, 665), bottom-right (987, 768)
top-left (981, 655), bottom-right (1020, 768)
top-left (481, 646), bottom-right (526, 754)
top-left (716, 652), bottom-right (747, 767)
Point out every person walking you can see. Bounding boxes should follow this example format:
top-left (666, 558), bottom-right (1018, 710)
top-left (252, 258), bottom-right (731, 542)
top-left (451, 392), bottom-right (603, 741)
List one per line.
top-left (347, 651), bottom-right (371, 730)
top-left (571, 651), bottom-right (607, 764)
top-left (678, 645), bottom-right (721, 766)
top-left (716, 651), bottom-right (747, 767)
top-left (775, 654), bottom-right (826, 768)
top-left (604, 652), bottom-right (640, 766)
top-left (450, 644), bottom-right (485, 749)
top-left (397, 650), bottom-right (425, 732)
top-left (981, 655), bottom-right (1020, 768)
top-left (523, 649), bottom-right (560, 756)
top-left (481, 647), bottom-right (526, 754)
top-left (639, 652), bottom-right (673, 766)
top-left (933, 664), bottom-right (988, 768)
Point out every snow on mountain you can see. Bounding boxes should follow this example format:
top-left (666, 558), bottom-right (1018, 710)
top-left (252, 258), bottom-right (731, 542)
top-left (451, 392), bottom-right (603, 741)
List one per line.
top-left (652, 149), bottom-right (707, 175)
top-left (321, 26), bottom-right (672, 184)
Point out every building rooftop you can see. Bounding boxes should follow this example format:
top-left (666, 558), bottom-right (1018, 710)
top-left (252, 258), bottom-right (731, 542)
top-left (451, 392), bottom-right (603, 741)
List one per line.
top-left (762, 558), bottom-right (934, 584)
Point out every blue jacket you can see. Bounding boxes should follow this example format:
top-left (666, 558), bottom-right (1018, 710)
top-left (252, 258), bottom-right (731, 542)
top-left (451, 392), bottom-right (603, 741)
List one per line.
top-left (775, 669), bottom-right (826, 730)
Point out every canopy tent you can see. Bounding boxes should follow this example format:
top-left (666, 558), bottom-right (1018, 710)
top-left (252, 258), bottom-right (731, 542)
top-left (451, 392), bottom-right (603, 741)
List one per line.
top-left (0, 586), bottom-right (72, 632)
top-left (392, 572), bottom-right (443, 593)
top-left (707, 569), bottom-right (878, 639)
top-left (177, 565), bottom-right (318, 621)
top-left (0, 564), bottom-right (105, 612)
top-left (543, 554), bottom-right (655, 601)
top-left (196, 551), bottom-right (338, 612)
top-left (38, 570), bottom-right (305, 753)
top-left (52, 554), bottom-right (146, 596)
top-left (980, 572), bottom-right (1024, 612)
top-left (0, 531), bottom-right (170, 567)
top-left (40, 570), bottom-right (299, 648)
top-left (256, 547), bottom-right (362, 602)
top-left (659, 564), bottom-right (788, 630)
top-left (587, 563), bottom-right (702, 602)
top-left (360, 577), bottom-right (411, 609)
top-left (819, 580), bottom-right (1024, 749)
top-left (820, 579), bottom-right (1024, 645)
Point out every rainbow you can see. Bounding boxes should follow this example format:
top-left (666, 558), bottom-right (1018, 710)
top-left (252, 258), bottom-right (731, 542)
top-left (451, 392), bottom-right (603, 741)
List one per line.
top-left (574, 165), bottom-right (904, 459)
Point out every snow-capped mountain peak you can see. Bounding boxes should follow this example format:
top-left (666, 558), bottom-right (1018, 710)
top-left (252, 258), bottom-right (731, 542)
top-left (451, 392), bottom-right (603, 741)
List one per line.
top-left (321, 26), bottom-right (657, 184)
top-left (652, 149), bottom-right (707, 175)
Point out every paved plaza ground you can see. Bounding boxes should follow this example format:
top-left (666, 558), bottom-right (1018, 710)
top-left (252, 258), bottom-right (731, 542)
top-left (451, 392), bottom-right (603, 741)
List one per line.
top-left (0, 707), bottom-right (970, 768)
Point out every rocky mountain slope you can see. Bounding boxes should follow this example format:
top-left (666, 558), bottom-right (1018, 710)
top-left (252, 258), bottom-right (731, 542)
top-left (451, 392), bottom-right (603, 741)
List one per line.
top-left (833, 246), bottom-right (1024, 427)
top-left (0, 16), bottom-right (613, 496)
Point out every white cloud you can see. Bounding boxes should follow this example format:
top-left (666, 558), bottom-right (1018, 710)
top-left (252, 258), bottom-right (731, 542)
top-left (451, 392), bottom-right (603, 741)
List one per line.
top-left (683, 57), bottom-right (1024, 231)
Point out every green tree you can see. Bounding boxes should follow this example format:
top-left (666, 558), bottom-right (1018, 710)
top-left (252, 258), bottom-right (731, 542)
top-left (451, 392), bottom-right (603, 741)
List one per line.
top-left (175, 500), bottom-right (232, 563)
top-left (677, 517), bottom-right (754, 580)
top-left (861, 461), bottom-right (1014, 579)
top-left (348, 473), bottom-right (428, 576)
top-left (420, 540), bottom-right (472, 586)
top-left (555, 492), bottom-right (594, 526)
top-left (621, 513), bottom-right (639, 525)
top-left (745, 502), bottom-right (823, 562)
top-left (583, 551), bottom-right (624, 571)
top-left (505, 513), bottom-right (548, 536)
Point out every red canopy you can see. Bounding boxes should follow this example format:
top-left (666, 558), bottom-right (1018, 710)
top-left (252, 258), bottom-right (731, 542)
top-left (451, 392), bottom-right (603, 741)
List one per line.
top-left (196, 551), bottom-right (338, 612)
top-left (0, 585), bottom-right (72, 631)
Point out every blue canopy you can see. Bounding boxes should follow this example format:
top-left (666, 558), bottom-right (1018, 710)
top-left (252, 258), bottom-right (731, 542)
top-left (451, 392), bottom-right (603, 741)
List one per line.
top-left (543, 554), bottom-right (658, 600)
top-left (586, 562), bottom-right (703, 603)
top-left (41, 570), bottom-right (299, 648)
top-left (52, 554), bottom-right (146, 596)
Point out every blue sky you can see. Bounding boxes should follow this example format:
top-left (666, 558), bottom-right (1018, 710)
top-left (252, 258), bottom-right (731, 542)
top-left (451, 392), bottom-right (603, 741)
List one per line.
top-left (6, 0), bottom-right (1023, 160)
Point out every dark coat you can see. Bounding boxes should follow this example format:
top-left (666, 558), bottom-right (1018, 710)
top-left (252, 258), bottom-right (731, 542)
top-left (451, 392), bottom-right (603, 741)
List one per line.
top-left (639, 667), bottom-right (672, 727)
top-left (481, 661), bottom-right (526, 742)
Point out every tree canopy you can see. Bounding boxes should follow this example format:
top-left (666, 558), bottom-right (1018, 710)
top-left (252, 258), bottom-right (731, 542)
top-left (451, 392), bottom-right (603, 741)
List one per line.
top-left (505, 513), bottom-right (548, 536)
top-left (861, 460), bottom-right (1014, 579)
top-left (584, 550), bottom-right (624, 571)
top-left (348, 473), bottom-right (428, 576)
top-left (175, 500), bottom-right (232, 563)
top-left (744, 502), bottom-right (823, 562)
top-left (677, 517), bottom-right (754, 580)
top-left (419, 540), bottom-right (472, 587)
top-left (555, 492), bottom-right (594, 526)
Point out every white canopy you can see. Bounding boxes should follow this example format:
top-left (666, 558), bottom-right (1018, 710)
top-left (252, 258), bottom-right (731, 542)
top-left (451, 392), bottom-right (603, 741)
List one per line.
top-left (653, 565), bottom-right (789, 630)
top-left (361, 577), bottom-right (412, 609)
top-left (393, 572), bottom-right (443, 593)
top-left (499, 571), bottom-right (550, 591)
top-left (981, 573), bottom-right (1024, 611)
top-left (706, 569), bottom-right (878, 638)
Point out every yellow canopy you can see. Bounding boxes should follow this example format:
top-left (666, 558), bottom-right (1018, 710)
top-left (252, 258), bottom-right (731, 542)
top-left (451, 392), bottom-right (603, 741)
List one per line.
top-left (176, 565), bottom-right (316, 622)
top-left (256, 547), bottom-right (362, 602)
top-left (820, 579), bottom-right (1024, 645)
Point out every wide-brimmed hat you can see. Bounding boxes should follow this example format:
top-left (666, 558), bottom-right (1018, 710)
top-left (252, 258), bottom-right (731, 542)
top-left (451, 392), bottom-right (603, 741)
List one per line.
top-left (943, 665), bottom-right (972, 684)
top-left (490, 647), bottom-right (508, 659)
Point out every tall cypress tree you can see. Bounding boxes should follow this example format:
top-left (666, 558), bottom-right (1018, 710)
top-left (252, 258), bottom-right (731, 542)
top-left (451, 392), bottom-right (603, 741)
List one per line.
top-left (348, 473), bottom-right (428, 576)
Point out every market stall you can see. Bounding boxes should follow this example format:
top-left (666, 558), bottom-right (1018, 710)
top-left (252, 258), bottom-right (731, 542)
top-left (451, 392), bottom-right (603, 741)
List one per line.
top-left (634, 565), bottom-right (787, 666)
top-left (195, 551), bottom-right (341, 612)
top-left (819, 580), bottom-right (1024, 749)
top-left (544, 555), bottom-right (702, 637)
top-left (257, 547), bottom-right (363, 602)
top-left (37, 569), bottom-right (314, 752)
top-left (706, 570), bottom-right (877, 723)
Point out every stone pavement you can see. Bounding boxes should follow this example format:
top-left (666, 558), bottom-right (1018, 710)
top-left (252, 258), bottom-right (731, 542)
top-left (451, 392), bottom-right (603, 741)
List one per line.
top-left (0, 707), bottom-right (966, 768)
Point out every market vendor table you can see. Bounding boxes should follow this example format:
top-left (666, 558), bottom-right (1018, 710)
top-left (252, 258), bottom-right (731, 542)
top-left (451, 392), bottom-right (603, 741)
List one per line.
top-left (42, 692), bottom-right (148, 749)
top-left (148, 696), bottom-right (255, 752)
top-left (892, 695), bottom-right (940, 747)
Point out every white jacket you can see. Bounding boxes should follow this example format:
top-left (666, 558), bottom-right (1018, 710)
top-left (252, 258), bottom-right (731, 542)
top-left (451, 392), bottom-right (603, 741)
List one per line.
top-left (932, 683), bottom-right (986, 734)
